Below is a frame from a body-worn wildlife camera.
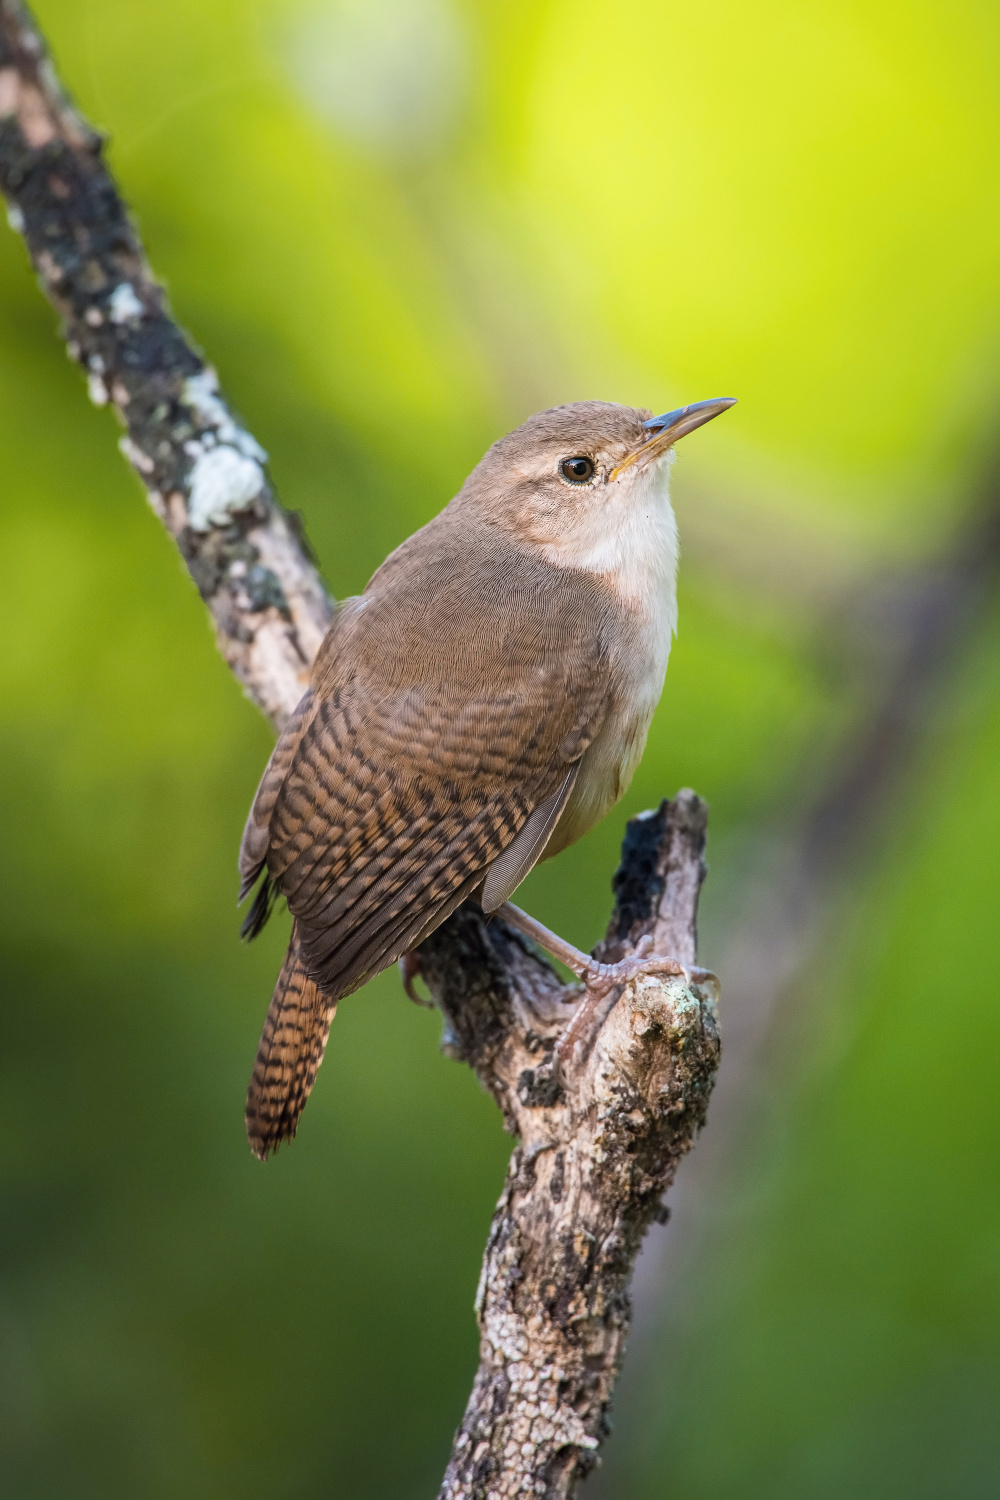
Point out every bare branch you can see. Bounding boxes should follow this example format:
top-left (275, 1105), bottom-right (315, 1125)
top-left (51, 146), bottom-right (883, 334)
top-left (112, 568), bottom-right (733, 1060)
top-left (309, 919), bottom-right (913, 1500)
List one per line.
top-left (420, 795), bottom-right (719, 1498)
top-left (0, 8), bottom-right (721, 1494)
top-left (0, 0), bottom-right (333, 728)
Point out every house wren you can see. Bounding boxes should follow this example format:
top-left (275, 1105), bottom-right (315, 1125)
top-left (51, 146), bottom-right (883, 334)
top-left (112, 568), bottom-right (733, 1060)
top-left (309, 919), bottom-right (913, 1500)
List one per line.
top-left (240, 397), bottom-right (735, 1158)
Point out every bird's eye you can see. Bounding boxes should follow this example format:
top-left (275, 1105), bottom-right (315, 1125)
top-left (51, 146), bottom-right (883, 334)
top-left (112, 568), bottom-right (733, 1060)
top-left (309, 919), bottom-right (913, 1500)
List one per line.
top-left (560, 455), bottom-right (595, 484)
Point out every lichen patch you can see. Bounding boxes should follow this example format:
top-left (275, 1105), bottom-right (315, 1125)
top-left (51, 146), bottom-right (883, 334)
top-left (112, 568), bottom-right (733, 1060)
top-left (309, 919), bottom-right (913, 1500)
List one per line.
top-left (187, 444), bottom-right (266, 531)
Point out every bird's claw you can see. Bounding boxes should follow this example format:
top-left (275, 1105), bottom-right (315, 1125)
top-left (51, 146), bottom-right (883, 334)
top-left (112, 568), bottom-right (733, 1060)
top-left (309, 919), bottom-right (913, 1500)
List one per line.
top-left (583, 950), bottom-right (690, 996)
top-left (553, 950), bottom-right (719, 1077)
top-left (399, 950), bottom-right (433, 1007)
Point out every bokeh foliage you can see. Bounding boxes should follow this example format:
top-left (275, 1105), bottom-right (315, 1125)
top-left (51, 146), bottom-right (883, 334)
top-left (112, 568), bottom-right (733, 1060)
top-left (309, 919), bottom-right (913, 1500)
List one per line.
top-left (1, 1), bottom-right (998, 1495)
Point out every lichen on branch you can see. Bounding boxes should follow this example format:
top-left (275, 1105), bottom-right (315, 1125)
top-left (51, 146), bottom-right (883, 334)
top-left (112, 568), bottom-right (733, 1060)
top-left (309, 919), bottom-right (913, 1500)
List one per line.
top-left (420, 794), bottom-right (720, 1499)
top-left (0, 0), bottom-right (332, 727)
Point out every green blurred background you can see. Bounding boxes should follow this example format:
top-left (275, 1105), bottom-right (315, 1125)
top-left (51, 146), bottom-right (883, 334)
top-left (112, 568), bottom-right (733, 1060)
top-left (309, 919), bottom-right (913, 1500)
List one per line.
top-left (2, 1), bottom-right (999, 1495)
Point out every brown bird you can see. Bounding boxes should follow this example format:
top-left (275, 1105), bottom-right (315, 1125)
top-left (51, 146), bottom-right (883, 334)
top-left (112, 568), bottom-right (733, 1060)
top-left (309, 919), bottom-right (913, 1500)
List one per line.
top-left (240, 397), bottom-right (735, 1158)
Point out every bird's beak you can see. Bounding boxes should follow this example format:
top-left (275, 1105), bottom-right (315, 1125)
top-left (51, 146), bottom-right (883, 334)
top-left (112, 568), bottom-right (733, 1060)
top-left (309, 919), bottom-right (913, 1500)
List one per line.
top-left (610, 397), bottom-right (737, 481)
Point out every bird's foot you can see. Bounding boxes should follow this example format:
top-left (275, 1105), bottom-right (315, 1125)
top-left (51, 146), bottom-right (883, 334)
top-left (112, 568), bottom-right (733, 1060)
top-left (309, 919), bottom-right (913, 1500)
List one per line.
top-left (399, 950), bottom-right (434, 1007)
top-left (584, 932), bottom-right (689, 993)
top-left (584, 934), bottom-right (720, 1000)
top-left (554, 939), bottom-right (719, 1073)
top-left (490, 902), bottom-right (718, 1075)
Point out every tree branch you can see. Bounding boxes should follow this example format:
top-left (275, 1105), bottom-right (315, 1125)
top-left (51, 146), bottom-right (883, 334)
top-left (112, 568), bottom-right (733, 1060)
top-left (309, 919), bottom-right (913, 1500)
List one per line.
top-left (0, 7), bottom-right (721, 1494)
top-left (0, 0), bottom-right (332, 729)
top-left (420, 796), bottom-right (718, 1498)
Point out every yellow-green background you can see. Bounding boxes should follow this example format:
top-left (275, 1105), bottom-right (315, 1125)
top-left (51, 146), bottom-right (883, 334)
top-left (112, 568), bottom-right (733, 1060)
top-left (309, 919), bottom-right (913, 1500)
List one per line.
top-left (1, 1), bottom-right (998, 1495)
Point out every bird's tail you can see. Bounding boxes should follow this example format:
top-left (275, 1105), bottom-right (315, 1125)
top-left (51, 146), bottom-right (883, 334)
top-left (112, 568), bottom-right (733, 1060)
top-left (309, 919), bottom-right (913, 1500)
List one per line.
top-left (246, 927), bottom-right (337, 1160)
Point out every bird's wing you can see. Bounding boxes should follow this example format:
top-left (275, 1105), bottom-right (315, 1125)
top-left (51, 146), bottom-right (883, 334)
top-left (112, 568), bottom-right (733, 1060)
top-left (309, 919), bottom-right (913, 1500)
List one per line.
top-left (238, 687), bottom-right (316, 901)
top-left (264, 566), bottom-right (618, 1000)
top-left (480, 763), bottom-right (579, 912)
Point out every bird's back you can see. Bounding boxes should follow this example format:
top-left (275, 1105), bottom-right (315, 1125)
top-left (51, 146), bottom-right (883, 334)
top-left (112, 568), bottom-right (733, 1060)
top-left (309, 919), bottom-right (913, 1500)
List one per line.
top-left (238, 396), bottom-right (698, 1156)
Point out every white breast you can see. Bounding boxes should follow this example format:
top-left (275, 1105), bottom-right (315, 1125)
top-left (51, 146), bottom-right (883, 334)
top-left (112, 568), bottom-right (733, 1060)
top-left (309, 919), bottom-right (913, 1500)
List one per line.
top-left (545, 456), bottom-right (679, 855)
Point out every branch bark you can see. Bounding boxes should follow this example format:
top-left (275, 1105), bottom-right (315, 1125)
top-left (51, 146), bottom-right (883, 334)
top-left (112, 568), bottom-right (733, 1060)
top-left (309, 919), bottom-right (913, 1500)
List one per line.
top-left (0, 0), bottom-right (332, 729)
top-left (0, 7), bottom-right (721, 1494)
top-left (421, 797), bottom-right (719, 1497)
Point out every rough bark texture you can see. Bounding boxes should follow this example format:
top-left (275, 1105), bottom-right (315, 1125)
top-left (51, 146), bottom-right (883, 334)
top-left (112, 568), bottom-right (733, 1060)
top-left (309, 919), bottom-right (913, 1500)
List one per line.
top-left (0, 0), bottom-right (332, 729)
top-left (0, 8), bottom-right (722, 1494)
top-left (420, 795), bottom-right (719, 1499)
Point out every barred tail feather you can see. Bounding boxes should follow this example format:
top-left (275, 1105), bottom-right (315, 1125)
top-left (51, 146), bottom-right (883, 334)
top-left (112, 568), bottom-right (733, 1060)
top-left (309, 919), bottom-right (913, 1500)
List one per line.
top-left (246, 928), bottom-right (337, 1160)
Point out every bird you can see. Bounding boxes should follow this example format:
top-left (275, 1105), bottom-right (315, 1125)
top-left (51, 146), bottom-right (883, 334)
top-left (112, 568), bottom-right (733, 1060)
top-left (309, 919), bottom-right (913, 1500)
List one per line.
top-left (239, 396), bottom-right (735, 1159)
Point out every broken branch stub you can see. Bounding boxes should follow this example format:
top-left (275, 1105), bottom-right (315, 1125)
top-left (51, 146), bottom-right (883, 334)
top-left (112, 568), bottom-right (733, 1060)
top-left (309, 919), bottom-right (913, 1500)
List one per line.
top-left (418, 792), bottom-right (720, 1499)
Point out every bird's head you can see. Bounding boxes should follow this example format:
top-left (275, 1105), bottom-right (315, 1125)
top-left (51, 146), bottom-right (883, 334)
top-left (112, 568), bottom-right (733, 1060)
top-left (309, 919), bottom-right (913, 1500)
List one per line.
top-left (457, 398), bottom-right (735, 590)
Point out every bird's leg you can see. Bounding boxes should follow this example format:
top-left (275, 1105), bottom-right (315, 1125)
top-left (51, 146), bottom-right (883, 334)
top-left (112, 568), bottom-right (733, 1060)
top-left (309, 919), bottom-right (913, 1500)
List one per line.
top-left (493, 901), bottom-right (601, 984)
top-left (495, 901), bottom-right (696, 988)
top-left (495, 901), bottom-right (719, 1069)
